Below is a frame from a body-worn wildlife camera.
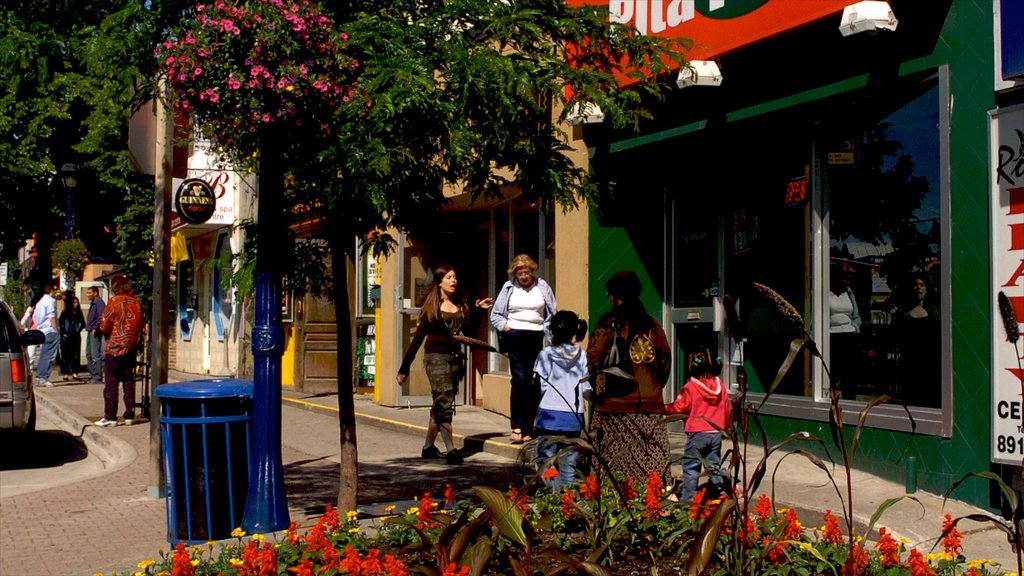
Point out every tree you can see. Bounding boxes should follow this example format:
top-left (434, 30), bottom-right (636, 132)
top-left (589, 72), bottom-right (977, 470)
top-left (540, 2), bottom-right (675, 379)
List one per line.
top-left (161, 0), bottom-right (688, 512)
top-left (0, 0), bottom-right (186, 293)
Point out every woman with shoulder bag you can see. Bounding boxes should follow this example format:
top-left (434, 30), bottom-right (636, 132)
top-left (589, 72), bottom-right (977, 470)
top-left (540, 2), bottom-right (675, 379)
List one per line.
top-left (490, 254), bottom-right (556, 444)
top-left (587, 271), bottom-right (672, 484)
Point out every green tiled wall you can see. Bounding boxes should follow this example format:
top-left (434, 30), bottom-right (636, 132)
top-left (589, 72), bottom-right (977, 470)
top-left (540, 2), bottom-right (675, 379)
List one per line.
top-left (589, 0), bottom-right (999, 510)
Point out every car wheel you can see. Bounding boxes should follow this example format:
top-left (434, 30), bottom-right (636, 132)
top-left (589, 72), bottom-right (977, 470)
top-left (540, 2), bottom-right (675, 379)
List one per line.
top-left (24, 396), bottom-right (36, 432)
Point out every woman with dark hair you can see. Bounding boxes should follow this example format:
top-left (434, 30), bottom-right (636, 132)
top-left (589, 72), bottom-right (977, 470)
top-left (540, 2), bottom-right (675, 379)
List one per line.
top-left (893, 271), bottom-right (941, 408)
top-left (58, 294), bottom-right (86, 380)
top-left (398, 265), bottom-right (492, 465)
top-left (586, 271), bottom-right (672, 484)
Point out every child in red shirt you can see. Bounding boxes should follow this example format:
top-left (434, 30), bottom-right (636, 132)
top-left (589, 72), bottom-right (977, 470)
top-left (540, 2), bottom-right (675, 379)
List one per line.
top-left (666, 345), bottom-right (732, 501)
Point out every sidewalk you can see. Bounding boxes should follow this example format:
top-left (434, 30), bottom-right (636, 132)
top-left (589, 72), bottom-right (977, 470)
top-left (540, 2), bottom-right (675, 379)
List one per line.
top-left (2, 373), bottom-right (1016, 575)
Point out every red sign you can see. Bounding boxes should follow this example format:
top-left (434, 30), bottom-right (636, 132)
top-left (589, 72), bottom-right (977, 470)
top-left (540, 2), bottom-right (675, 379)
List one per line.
top-left (785, 176), bottom-right (808, 206)
top-left (568, 0), bottom-right (850, 84)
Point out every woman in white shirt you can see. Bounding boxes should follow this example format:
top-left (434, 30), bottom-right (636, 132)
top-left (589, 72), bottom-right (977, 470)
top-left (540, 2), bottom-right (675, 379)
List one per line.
top-left (829, 259), bottom-right (861, 399)
top-left (490, 254), bottom-right (556, 443)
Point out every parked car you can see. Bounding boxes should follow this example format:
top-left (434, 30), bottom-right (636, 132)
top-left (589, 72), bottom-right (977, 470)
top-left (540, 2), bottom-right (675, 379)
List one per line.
top-left (0, 300), bottom-right (45, 431)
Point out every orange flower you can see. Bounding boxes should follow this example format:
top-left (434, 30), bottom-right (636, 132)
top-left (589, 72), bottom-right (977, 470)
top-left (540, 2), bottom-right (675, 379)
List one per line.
top-left (688, 487), bottom-right (707, 520)
top-left (619, 476), bottom-right (637, 502)
top-left (763, 536), bottom-right (787, 565)
top-left (287, 558), bottom-right (315, 576)
top-left (444, 483), bottom-right (455, 506)
top-left (562, 490), bottom-right (575, 517)
top-left (739, 516), bottom-right (761, 547)
top-left (579, 474), bottom-right (600, 500)
top-left (905, 548), bottom-right (936, 576)
top-left (170, 543), bottom-right (195, 576)
top-left (752, 493), bottom-right (772, 521)
top-left (782, 508), bottom-right (802, 540)
top-left (507, 487), bottom-right (530, 512)
top-left (286, 521), bottom-right (301, 546)
top-left (822, 509), bottom-right (844, 544)
top-left (542, 467), bottom-right (559, 480)
top-left (441, 562), bottom-right (470, 576)
top-left (644, 471), bottom-right (663, 518)
top-left (842, 543), bottom-right (869, 576)
top-left (874, 527), bottom-right (900, 568)
top-left (940, 513), bottom-right (963, 557)
top-left (418, 492), bottom-right (436, 528)
top-left (383, 553), bottom-right (408, 576)
top-left (340, 545), bottom-right (362, 574)
top-left (321, 505), bottom-right (340, 530)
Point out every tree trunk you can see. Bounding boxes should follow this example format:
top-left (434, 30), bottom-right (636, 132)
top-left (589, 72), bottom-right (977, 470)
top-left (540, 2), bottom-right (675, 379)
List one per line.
top-left (329, 226), bottom-right (358, 513)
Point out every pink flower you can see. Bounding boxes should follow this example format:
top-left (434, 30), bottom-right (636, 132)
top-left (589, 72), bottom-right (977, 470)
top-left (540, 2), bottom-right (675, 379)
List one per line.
top-left (193, 67), bottom-right (203, 77)
top-left (227, 75), bottom-right (241, 90)
top-left (165, 56), bottom-right (175, 66)
top-left (261, 113), bottom-right (271, 123)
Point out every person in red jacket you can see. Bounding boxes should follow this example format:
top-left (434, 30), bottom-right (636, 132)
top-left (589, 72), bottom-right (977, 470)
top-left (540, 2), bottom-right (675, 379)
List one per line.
top-left (666, 345), bottom-right (731, 501)
top-left (95, 275), bottom-right (144, 427)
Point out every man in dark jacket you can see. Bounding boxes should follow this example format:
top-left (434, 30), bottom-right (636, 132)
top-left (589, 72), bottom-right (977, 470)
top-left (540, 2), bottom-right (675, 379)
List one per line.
top-left (85, 286), bottom-right (105, 384)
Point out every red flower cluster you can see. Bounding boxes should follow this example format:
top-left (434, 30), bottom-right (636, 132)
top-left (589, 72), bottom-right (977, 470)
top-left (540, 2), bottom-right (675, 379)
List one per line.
top-left (940, 513), bottom-right (963, 557)
top-left (542, 467), bottom-right (559, 481)
top-left (619, 476), bottom-right (637, 502)
top-left (874, 527), bottom-right (900, 568)
top-left (842, 543), bottom-right (870, 576)
top-left (561, 490), bottom-right (575, 517)
top-left (822, 509), bottom-right (844, 545)
top-left (340, 545), bottom-right (407, 576)
top-left (441, 562), bottom-right (470, 576)
top-left (171, 543), bottom-right (195, 576)
top-left (444, 483), bottom-right (455, 507)
top-left (906, 548), bottom-right (936, 576)
top-left (752, 493), bottom-right (773, 521)
top-left (644, 472), bottom-right (663, 518)
top-left (418, 493), bottom-right (436, 529)
top-left (507, 487), bottom-right (530, 513)
top-left (579, 474), bottom-right (600, 501)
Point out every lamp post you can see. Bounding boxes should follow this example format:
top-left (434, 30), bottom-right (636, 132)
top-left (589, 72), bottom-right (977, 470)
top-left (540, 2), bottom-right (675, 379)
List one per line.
top-left (60, 163), bottom-right (77, 240)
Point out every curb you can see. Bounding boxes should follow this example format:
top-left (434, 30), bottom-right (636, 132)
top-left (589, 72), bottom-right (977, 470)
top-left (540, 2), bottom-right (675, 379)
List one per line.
top-left (281, 396), bottom-right (527, 462)
top-left (35, 389), bottom-right (138, 474)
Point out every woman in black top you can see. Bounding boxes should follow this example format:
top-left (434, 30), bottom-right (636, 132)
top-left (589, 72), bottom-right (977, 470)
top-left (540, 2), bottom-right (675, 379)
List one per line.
top-left (59, 294), bottom-right (86, 380)
top-left (397, 264), bottom-right (492, 465)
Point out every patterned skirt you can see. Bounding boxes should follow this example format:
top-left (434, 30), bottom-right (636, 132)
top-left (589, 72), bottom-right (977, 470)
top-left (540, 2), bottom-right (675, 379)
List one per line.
top-left (589, 412), bottom-right (670, 484)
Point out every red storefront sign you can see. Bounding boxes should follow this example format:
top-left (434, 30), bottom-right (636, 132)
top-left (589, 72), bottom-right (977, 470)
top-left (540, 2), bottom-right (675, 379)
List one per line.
top-left (567, 0), bottom-right (851, 84)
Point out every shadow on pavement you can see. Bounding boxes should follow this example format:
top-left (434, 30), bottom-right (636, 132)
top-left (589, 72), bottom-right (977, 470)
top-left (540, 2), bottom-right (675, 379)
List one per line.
top-left (0, 429), bottom-right (88, 471)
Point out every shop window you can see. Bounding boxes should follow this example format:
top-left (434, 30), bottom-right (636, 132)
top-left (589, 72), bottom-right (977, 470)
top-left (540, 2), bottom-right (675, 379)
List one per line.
top-left (212, 232), bottom-right (233, 342)
top-left (177, 242), bottom-right (196, 341)
top-left (825, 79), bottom-right (943, 410)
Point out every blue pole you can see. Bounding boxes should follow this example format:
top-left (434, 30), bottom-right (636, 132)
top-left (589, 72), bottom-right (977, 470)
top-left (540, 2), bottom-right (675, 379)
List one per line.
top-left (241, 130), bottom-right (289, 534)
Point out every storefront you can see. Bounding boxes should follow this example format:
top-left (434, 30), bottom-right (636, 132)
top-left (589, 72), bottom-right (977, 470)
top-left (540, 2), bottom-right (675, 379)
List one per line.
top-left (582, 0), bottom-right (1013, 511)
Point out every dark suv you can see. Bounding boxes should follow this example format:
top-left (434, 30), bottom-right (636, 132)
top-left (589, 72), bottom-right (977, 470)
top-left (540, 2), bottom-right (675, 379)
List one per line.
top-left (0, 300), bottom-right (45, 431)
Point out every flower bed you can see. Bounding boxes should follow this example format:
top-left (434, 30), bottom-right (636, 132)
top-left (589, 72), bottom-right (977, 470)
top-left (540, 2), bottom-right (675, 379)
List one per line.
top-left (117, 475), bottom-right (1006, 576)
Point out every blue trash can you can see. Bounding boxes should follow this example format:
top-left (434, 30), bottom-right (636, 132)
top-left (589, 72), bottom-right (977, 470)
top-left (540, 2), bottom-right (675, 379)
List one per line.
top-left (156, 379), bottom-right (253, 544)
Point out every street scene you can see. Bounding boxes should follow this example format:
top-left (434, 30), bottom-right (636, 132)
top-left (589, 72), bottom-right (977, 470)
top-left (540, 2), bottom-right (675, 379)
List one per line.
top-left (2, 0), bottom-right (1024, 575)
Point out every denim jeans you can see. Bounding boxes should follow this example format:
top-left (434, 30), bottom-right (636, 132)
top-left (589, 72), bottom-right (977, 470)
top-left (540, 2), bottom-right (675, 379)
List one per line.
top-left (86, 331), bottom-right (105, 382)
top-left (534, 431), bottom-right (581, 490)
top-left (35, 332), bottom-right (60, 382)
top-left (679, 431), bottom-right (727, 502)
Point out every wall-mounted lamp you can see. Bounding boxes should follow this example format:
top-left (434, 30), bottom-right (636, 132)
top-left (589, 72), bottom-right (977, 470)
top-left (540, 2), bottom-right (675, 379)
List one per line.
top-left (676, 60), bottom-right (723, 89)
top-left (838, 1), bottom-right (897, 37)
top-left (566, 102), bottom-right (605, 125)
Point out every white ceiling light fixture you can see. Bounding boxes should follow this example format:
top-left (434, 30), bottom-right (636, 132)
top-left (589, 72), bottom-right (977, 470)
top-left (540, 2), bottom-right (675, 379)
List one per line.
top-left (566, 102), bottom-right (605, 125)
top-left (676, 60), bottom-right (723, 89)
top-left (838, 1), bottom-right (898, 37)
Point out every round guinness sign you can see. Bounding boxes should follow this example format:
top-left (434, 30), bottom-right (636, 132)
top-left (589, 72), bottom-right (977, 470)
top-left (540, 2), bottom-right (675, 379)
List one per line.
top-left (175, 178), bottom-right (217, 224)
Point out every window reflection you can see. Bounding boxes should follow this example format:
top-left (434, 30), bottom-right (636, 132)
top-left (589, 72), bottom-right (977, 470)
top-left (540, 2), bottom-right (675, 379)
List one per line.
top-left (827, 81), bottom-right (941, 408)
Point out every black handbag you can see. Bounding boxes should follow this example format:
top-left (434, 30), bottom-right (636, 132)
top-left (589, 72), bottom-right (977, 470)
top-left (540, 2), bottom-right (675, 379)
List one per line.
top-left (594, 321), bottom-right (636, 398)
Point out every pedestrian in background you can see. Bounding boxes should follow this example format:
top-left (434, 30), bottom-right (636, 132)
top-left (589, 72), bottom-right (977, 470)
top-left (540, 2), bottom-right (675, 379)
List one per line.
top-left (95, 275), bottom-right (144, 427)
top-left (490, 254), bottom-right (556, 444)
top-left (586, 271), bottom-right (672, 484)
top-left (32, 279), bottom-right (60, 387)
top-left (533, 309), bottom-right (589, 490)
top-left (85, 286), bottom-right (105, 383)
top-left (398, 264), bottom-right (493, 465)
top-left (20, 288), bottom-right (42, 372)
top-left (58, 294), bottom-right (85, 380)
top-left (666, 345), bottom-right (731, 501)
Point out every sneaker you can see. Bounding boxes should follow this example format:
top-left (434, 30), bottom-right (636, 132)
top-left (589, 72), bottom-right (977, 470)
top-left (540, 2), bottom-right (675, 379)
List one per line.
top-left (37, 380), bottom-right (54, 388)
top-left (445, 449), bottom-right (464, 465)
top-left (421, 445), bottom-right (443, 460)
top-left (123, 419), bottom-right (134, 426)
top-left (94, 418), bottom-right (118, 427)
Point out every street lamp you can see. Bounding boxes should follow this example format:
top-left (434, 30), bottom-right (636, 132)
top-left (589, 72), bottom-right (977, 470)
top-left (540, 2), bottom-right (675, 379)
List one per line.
top-left (60, 163), bottom-right (77, 239)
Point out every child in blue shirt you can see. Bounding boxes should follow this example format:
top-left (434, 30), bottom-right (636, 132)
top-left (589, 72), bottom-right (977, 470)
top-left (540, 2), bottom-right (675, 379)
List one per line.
top-left (533, 310), bottom-right (590, 490)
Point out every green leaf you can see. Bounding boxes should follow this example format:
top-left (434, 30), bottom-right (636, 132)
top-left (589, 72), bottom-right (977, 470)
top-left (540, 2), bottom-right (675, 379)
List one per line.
top-left (472, 486), bottom-right (528, 547)
top-left (685, 498), bottom-right (736, 575)
top-left (864, 496), bottom-right (922, 540)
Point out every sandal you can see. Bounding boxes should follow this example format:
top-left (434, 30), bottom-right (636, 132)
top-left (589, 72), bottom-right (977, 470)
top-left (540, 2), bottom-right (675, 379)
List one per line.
top-left (509, 430), bottom-right (524, 444)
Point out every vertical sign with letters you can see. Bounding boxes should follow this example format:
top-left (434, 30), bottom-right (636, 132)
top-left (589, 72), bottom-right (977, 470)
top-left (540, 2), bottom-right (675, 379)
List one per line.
top-left (991, 104), bottom-right (1024, 465)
